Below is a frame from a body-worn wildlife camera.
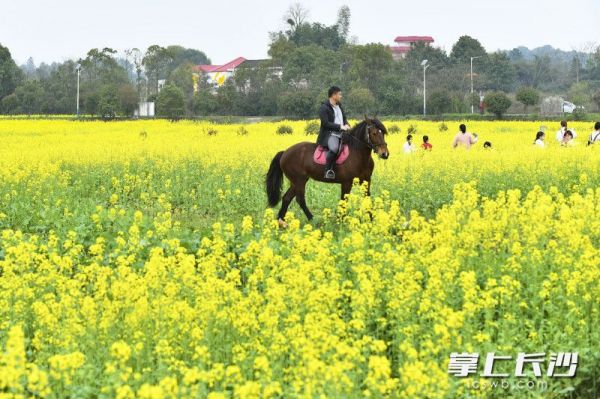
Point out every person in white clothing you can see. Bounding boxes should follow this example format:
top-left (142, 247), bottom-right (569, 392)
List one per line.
top-left (533, 131), bottom-right (545, 148)
top-left (560, 130), bottom-right (575, 147)
top-left (587, 122), bottom-right (600, 146)
top-left (403, 134), bottom-right (415, 153)
top-left (556, 120), bottom-right (576, 142)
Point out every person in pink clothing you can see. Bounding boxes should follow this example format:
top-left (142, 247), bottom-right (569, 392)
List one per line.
top-left (452, 124), bottom-right (478, 149)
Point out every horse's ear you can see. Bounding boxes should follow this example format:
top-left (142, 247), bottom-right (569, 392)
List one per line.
top-left (364, 114), bottom-right (369, 122)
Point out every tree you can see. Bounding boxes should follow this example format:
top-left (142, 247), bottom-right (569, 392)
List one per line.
top-left (166, 46), bottom-right (210, 72)
top-left (345, 44), bottom-right (393, 94)
top-left (345, 87), bottom-right (376, 116)
top-left (592, 90), bottom-right (600, 112)
top-left (167, 62), bottom-right (196, 112)
top-left (450, 36), bottom-right (487, 64)
top-left (143, 45), bottom-right (174, 95)
top-left (192, 90), bottom-right (218, 115)
top-left (336, 5), bottom-right (351, 40)
top-left (118, 84), bottom-right (138, 116)
top-left (156, 84), bottom-right (185, 119)
top-left (284, 3), bottom-right (309, 31)
top-left (428, 89), bottom-right (452, 115)
top-left (84, 91), bottom-right (100, 116)
top-left (277, 89), bottom-right (316, 118)
top-left (41, 61), bottom-right (78, 114)
top-left (15, 80), bottom-right (44, 115)
top-left (484, 52), bottom-right (516, 92)
top-left (98, 85), bottom-right (120, 120)
top-left (0, 43), bottom-right (23, 101)
top-left (405, 42), bottom-right (449, 68)
top-left (124, 48), bottom-right (144, 101)
top-left (0, 93), bottom-right (18, 114)
top-left (79, 48), bottom-right (128, 86)
top-left (515, 87), bottom-right (540, 113)
top-left (485, 91), bottom-right (512, 118)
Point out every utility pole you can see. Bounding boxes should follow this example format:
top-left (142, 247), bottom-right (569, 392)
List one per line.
top-left (76, 64), bottom-right (81, 118)
top-left (421, 60), bottom-right (429, 116)
top-left (470, 56), bottom-right (482, 114)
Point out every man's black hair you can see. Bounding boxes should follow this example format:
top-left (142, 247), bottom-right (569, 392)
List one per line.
top-left (595, 121), bottom-right (600, 130)
top-left (423, 135), bottom-right (429, 142)
top-left (407, 134), bottom-right (412, 141)
top-left (328, 86), bottom-right (341, 98)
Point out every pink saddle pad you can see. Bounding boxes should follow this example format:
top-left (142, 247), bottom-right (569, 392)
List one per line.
top-left (313, 144), bottom-right (350, 165)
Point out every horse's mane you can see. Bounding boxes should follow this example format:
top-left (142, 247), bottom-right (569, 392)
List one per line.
top-left (345, 119), bottom-right (387, 151)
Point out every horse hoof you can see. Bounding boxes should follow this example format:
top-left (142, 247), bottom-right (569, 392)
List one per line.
top-left (278, 218), bottom-right (288, 229)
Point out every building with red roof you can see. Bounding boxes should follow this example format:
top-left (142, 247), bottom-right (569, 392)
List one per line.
top-left (390, 36), bottom-right (435, 60)
top-left (193, 57), bottom-right (281, 93)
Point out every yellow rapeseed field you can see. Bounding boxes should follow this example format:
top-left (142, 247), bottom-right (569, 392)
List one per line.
top-left (0, 119), bottom-right (599, 398)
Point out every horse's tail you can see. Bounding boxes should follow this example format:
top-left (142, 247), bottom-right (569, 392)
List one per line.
top-left (266, 151), bottom-right (285, 207)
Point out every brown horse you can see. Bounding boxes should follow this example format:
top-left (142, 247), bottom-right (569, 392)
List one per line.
top-left (265, 117), bottom-right (389, 223)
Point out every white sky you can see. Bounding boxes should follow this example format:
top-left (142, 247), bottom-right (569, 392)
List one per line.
top-left (1, 0), bottom-right (598, 65)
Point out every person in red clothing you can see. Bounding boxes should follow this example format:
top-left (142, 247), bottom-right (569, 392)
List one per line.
top-left (421, 135), bottom-right (432, 150)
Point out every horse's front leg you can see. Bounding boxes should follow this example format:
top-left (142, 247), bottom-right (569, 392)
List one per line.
top-left (340, 180), bottom-right (352, 200)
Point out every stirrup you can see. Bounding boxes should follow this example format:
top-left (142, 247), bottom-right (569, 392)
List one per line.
top-left (325, 169), bottom-right (335, 179)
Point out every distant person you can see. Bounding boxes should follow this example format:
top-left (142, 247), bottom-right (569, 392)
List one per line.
top-left (533, 131), bottom-right (545, 148)
top-left (483, 141), bottom-right (492, 149)
top-left (561, 130), bottom-right (575, 147)
top-left (587, 122), bottom-right (600, 146)
top-left (403, 134), bottom-right (415, 153)
top-left (421, 135), bottom-right (432, 150)
top-left (556, 120), bottom-right (577, 142)
top-left (452, 124), bottom-right (478, 149)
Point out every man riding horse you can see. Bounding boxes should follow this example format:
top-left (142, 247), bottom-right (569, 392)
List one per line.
top-left (265, 85), bottom-right (390, 225)
top-left (317, 86), bottom-right (351, 179)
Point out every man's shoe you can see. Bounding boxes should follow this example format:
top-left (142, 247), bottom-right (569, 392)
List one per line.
top-left (325, 169), bottom-right (335, 179)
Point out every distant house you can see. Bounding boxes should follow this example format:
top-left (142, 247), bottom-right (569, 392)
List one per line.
top-left (192, 57), bottom-right (282, 93)
top-left (390, 36), bottom-right (434, 60)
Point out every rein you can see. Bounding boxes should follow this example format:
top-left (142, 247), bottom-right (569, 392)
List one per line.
top-left (342, 123), bottom-right (386, 152)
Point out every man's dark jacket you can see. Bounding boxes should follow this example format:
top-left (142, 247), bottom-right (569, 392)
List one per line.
top-left (317, 100), bottom-right (348, 147)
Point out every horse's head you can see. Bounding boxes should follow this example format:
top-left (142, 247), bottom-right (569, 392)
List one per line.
top-left (364, 115), bottom-right (389, 159)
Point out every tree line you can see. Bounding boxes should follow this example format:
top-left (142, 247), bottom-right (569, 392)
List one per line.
top-left (1, 3), bottom-right (600, 118)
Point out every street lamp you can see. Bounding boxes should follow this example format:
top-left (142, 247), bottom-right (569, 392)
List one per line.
top-left (470, 56), bottom-right (482, 114)
top-left (421, 60), bottom-right (429, 116)
top-left (76, 63), bottom-right (81, 118)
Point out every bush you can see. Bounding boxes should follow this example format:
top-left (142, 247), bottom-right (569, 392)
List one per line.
top-left (156, 84), bottom-right (186, 120)
top-left (204, 127), bottom-right (218, 136)
top-left (276, 125), bottom-right (293, 135)
top-left (571, 107), bottom-right (587, 121)
top-left (439, 122), bottom-right (448, 132)
top-left (237, 126), bottom-right (249, 136)
top-left (485, 92), bottom-right (512, 118)
top-left (407, 124), bottom-right (417, 135)
top-left (516, 87), bottom-right (540, 113)
top-left (305, 121), bottom-right (319, 135)
top-left (388, 124), bottom-right (401, 134)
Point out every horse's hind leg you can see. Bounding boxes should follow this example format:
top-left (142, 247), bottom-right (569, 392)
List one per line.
top-left (278, 186), bottom-right (296, 221)
top-left (294, 178), bottom-right (313, 221)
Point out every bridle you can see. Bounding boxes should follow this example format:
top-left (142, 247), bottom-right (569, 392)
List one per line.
top-left (342, 123), bottom-right (387, 152)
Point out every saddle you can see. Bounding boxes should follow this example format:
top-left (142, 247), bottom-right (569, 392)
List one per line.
top-left (313, 144), bottom-right (350, 165)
